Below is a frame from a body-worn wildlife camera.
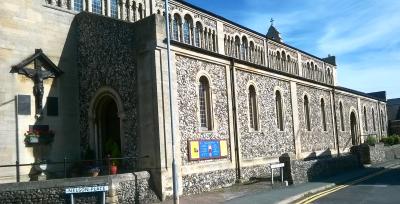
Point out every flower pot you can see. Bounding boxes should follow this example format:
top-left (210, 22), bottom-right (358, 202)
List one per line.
top-left (29, 137), bottom-right (39, 144)
top-left (110, 165), bottom-right (118, 175)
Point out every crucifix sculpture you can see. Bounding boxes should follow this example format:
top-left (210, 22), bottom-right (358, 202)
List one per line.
top-left (11, 49), bottom-right (63, 116)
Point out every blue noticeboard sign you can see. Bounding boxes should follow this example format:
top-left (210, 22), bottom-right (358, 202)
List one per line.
top-left (199, 140), bottom-right (220, 159)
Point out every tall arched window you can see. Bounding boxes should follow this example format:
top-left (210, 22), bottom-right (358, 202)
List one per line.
top-left (199, 76), bottom-right (212, 130)
top-left (249, 42), bottom-right (255, 63)
top-left (364, 106), bottom-right (368, 131)
top-left (339, 102), bottom-right (345, 131)
top-left (304, 95), bottom-right (311, 131)
top-left (235, 36), bottom-right (240, 59)
top-left (372, 108), bottom-right (376, 131)
top-left (74, 0), bottom-right (83, 12)
top-left (138, 3), bottom-right (143, 19)
top-left (92, 0), bottom-right (102, 14)
top-left (173, 14), bottom-right (181, 41)
top-left (276, 90), bottom-right (284, 131)
top-left (381, 110), bottom-right (385, 131)
top-left (321, 98), bottom-right (327, 131)
top-left (241, 36), bottom-right (248, 61)
top-left (248, 85), bottom-right (258, 131)
top-left (183, 15), bottom-right (193, 44)
top-left (195, 22), bottom-right (202, 47)
top-left (110, 0), bottom-right (118, 18)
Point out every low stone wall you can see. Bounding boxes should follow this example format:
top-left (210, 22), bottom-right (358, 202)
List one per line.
top-left (383, 144), bottom-right (400, 161)
top-left (356, 143), bottom-right (400, 164)
top-left (283, 154), bottom-right (361, 184)
top-left (182, 169), bottom-right (236, 195)
top-left (0, 171), bottom-right (158, 204)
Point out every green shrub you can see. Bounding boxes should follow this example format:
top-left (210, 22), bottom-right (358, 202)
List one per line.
top-left (381, 135), bottom-right (400, 146)
top-left (366, 135), bottom-right (377, 146)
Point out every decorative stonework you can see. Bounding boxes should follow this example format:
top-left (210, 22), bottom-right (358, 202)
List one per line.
top-left (175, 55), bottom-right (231, 164)
top-left (297, 85), bottom-right (335, 153)
top-left (235, 71), bottom-right (295, 159)
top-left (77, 14), bottom-right (138, 159)
top-left (267, 41), bottom-right (297, 58)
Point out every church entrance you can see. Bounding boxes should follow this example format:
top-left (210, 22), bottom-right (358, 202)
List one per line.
top-left (350, 112), bottom-right (358, 145)
top-left (94, 95), bottom-right (121, 160)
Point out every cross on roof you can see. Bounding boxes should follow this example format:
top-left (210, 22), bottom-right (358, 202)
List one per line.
top-left (270, 18), bottom-right (274, 26)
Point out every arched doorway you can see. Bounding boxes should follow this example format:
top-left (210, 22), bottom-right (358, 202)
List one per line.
top-left (350, 112), bottom-right (358, 145)
top-left (91, 90), bottom-right (123, 160)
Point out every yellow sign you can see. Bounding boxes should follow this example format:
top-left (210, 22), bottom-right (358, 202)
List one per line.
top-left (189, 141), bottom-right (200, 160)
top-left (220, 140), bottom-right (228, 157)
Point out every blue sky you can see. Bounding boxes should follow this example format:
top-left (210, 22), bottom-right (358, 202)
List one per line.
top-left (186, 0), bottom-right (400, 99)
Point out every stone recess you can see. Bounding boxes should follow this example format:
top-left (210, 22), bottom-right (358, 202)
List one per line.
top-left (335, 93), bottom-right (359, 149)
top-left (175, 55), bottom-right (231, 164)
top-left (76, 13), bottom-right (138, 158)
top-left (182, 169), bottom-right (236, 195)
top-left (235, 70), bottom-right (294, 159)
top-left (297, 85), bottom-right (335, 153)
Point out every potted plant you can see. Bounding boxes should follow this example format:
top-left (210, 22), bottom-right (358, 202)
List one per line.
top-left (105, 138), bottom-right (121, 175)
top-left (110, 162), bottom-right (118, 175)
top-left (83, 147), bottom-right (100, 177)
top-left (24, 129), bottom-right (55, 145)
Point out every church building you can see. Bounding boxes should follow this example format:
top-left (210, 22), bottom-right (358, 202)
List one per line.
top-left (0, 0), bottom-right (388, 198)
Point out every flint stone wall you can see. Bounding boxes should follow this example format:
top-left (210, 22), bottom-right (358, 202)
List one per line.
top-left (182, 169), bottom-right (236, 195)
top-left (360, 99), bottom-right (380, 136)
top-left (236, 70), bottom-right (294, 159)
top-left (297, 85), bottom-right (335, 153)
top-left (335, 93), bottom-right (359, 149)
top-left (0, 172), bottom-right (158, 204)
top-left (76, 13), bottom-right (138, 158)
top-left (287, 154), bottom-right (360, 184)
top-left (361, 143), bottom-right (400, 164)
top-left (175, 55), bottom-right (231, 164)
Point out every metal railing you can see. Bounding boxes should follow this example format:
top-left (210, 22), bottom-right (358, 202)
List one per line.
top-left (0, 155), bottom-right (149, 183)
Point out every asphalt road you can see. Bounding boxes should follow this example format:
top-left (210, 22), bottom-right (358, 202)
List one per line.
top-left (310, 166), bottom-right (400, 204)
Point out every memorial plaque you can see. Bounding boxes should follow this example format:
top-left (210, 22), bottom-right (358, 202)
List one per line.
top-left (18, 95), bottom-right (31, 115)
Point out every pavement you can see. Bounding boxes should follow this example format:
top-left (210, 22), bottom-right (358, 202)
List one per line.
top-left (156, 159), bottom-right (400, 204)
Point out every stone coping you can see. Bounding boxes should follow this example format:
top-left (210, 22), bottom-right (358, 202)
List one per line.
top-left (0, 171), bottom-right (150, 192)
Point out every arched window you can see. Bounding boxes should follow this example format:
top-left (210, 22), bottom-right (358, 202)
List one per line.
top-left (381, 110), bottom-right (385, 131)
top-left (339, 102), bottom-right (345, 131)
top-left (173, 14), bottom-right (181, 41)
top-left (241, 36), bottom-right (248, 61)
top-left (304, 95), bottom-right (311, 131)
top-left (249, 42), bottom-right (255, 62)
top-left (276, 90), bottom-right (284, 131)
top-left (138, 3), bottom-right (143, 19)
top-left (195, 22), bottom-right (202, 47)
top-left (74, 0), bottom-right (83, 12)
top-left (110, 0), bottom-right (118, 18)
top-left (248, 85), bottom-right (258, 131)
top-left (321, 98), bottom-right (327, 131)
top-left (199, 76), bottom-right (212, 130)
top-left (183, 15), bottom-right (193, 44)
top-left (92, 0), bottom-right (102, 14)
top-left (372, 108), bottom-right (376, 131)
top-left (364, 106), bottom-right (368, 131)
top-left (235, 36), bottom-right (240, 59)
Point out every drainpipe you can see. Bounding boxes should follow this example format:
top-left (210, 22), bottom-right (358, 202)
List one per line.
top-left (229, 58), bottom-right (241, 181)
top-left (332, 86), bottom-right (340, 156)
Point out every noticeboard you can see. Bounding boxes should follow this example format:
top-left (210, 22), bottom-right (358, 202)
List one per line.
top-left (188, 139), bottom-right (228, 161)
